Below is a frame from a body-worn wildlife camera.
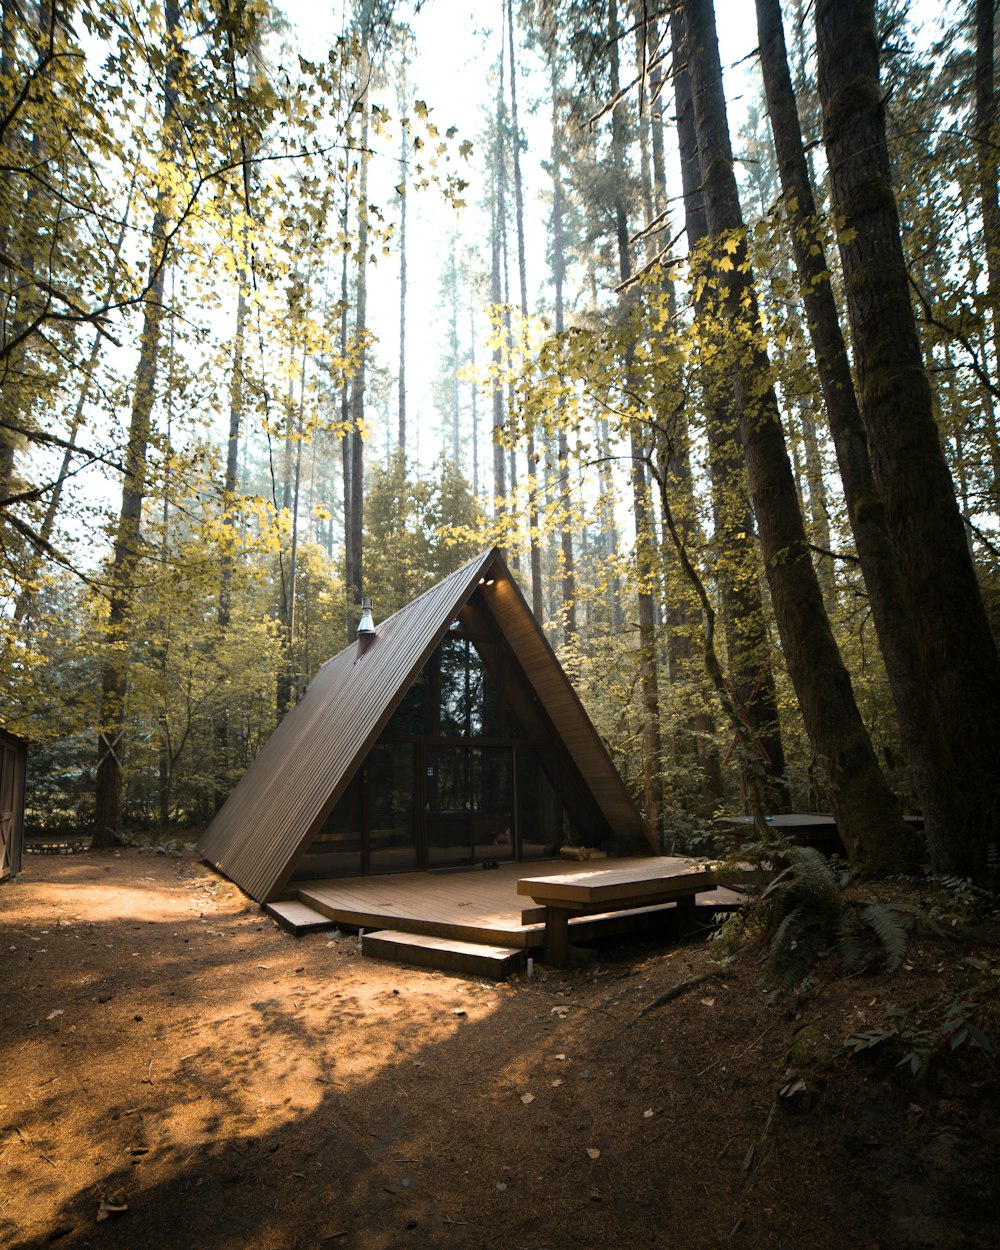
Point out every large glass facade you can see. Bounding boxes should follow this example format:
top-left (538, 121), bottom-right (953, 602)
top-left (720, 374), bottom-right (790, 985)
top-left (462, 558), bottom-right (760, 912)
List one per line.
top-left (292, 617), bottom-right (583, 879)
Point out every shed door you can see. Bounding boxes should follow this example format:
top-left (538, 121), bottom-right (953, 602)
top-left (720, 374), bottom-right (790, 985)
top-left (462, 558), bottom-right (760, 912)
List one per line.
top-left (1, 744), bottom-right (17, 880)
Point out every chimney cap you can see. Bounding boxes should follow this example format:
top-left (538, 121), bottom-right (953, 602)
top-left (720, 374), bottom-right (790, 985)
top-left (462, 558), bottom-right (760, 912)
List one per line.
top-left (357, 597), bottom-right (376, 637)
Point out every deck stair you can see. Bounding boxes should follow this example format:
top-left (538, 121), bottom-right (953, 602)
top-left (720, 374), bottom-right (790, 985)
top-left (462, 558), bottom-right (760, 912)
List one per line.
top-left (265, 897), bottom-right (336, 934)
top-left (361, 929), bottom-right (525, 979)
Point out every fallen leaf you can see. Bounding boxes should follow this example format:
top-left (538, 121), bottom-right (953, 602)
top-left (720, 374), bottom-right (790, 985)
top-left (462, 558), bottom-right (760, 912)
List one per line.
top-left (586, 1147), bottom-right (600, 1160)
top-left (96, 1191), bottom-right (128, 1222)
top-left (643, 1109), bottom-right (654, 1118)
top-left (520, 1093), bottom-right (535, 1104)
top-left (495, 1181), bottom-right (507, 1191)
top-left (452, 1008), bottom-right (467, 1017)
top-left (700, 997), bottom-right (716, 1007)
top-left (47, 1009), bottom-right (64, 1020)
top-left (550, 1079), bottom-right (563, 1087)
top-left (553, 1053), bottom-right (566, 1061)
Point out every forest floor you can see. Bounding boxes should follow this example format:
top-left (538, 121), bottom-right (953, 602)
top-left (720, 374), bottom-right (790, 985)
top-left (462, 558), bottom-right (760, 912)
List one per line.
top-left (1, 846), bottom-right (998, 1250)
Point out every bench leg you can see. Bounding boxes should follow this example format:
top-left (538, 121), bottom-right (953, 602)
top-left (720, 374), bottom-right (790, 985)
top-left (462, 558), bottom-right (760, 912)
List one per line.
top-left (544, 906), bottom-right (572, 968)
top-left (675, 893), bottom-right (697, 936)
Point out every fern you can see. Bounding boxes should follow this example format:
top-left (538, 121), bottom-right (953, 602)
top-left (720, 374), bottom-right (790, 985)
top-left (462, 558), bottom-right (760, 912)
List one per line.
top-left (764, 906), bottom-right (809, 987)
top-left (859, 903), bottom-right (912, 973)
top-left (753, 847), bottom-right (939, 986)
top-left (836, 907), bottom-right (865, 974)
top-left (764, 846), bottom-right (841, 927)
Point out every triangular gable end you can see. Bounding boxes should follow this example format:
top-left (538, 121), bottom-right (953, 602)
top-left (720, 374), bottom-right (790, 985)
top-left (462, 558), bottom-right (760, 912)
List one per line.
top-left (198, 548), bottom-right (655, 902)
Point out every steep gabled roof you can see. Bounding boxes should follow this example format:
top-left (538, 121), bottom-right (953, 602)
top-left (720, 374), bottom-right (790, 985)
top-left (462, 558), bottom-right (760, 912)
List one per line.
top-left (198, 548), bottom-right (654, 901)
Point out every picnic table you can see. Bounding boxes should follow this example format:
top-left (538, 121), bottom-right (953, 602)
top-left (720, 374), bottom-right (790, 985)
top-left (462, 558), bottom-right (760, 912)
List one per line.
top-left (516, 860), bottom-right (717, 967)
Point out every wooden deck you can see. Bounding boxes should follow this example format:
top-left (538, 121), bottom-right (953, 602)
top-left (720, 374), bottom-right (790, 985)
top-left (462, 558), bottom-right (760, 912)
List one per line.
top-left (286, 857), bottom-right (740, 951)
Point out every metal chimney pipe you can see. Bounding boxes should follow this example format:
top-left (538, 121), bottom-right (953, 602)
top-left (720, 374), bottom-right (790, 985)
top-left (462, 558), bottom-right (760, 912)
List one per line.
top-left (356, 597), bottom-right (377, 659)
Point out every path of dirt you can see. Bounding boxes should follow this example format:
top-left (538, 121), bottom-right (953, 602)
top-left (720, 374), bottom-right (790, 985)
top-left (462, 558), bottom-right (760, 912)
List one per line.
top-left (1, 848), bottom-right (997, 1250)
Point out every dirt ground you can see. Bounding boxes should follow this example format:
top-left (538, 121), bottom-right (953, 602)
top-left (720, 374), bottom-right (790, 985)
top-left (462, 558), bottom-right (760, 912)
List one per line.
top-left (1, 848), bottom-right (998, 1250)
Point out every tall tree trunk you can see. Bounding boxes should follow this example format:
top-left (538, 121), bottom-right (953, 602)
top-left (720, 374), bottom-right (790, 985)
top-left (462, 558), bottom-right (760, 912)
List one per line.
top-left (448, 238), bottom-right (461, 462)
top-left (506, 0), bottom-right (542, 619)
top-left (470, 301), bottom-right (479, 496)
top-left (609, 0), bottom-right (663, 844)
top-left (672, 5), bottom-right (790, 813)
top-left (213, 281), bottom-right (247, 811)
top-left (974, 0), bottom-right (1000, 504)
top-left (491, 41), bottom-right (507, 525)
top-left (339, 183), bottom-right (352, 641)
top-left (755, 0), bottom-right (937, 828)
top-left (549, 69), bottom-right (577, 643)
top-left (682, 0), bottom-right (913, 871)
top-left (977, 0), bottom-right (1000, 365)
top-left (816, 0), bottom-right (1000, 876)
top-left (398, 123), bottom-right (408, 456)
top-left (346, 101), bottom-right (369, 623)
top-left (94, 0), bottom-right (180, 845)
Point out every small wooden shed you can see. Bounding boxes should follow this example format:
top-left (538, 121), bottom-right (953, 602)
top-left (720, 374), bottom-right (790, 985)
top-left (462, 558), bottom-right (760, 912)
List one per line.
top-left (199, 548), bottom-right (655, 903)
top-left (0, 727), bottom-right (27, 882)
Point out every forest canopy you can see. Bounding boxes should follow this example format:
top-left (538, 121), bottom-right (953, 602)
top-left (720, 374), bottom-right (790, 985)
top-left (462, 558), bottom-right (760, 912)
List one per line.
top-left (2, 0), bottom-right (998, 881)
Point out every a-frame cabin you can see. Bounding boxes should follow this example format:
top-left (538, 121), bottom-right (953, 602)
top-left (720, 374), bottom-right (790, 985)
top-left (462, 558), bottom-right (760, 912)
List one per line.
top-left (198, 548), bottom-right (656, 904)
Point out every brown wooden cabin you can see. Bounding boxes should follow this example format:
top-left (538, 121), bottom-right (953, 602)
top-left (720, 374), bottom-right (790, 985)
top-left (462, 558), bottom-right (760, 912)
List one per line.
top-left (198, 548), bottom-right (655, 904)
top-left (1, 727), bottom-right (27, 882)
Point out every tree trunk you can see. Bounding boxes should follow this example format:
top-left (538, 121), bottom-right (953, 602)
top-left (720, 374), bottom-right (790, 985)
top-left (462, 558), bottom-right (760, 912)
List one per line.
top-left (398, 122), bottom-right (408, 456)
top-left (93, 0), bottom-right (180, 846)
top-left (506, 0), bottom-right (542, 621)
top-left (549, 68), bottom-right (577, 643)
top-left (470, 301), bottom-right (479, 496)
top-left (609, 0), bottom-right (663, 844)
top-left (682, 0), bottom-right (913, 872)
top-left (755, 0), bottom-right (938, 832)
top-left (974, 0), bottom-right (1000, 509)
top-left (816, 0), bottom-right (1000, 875)
top-left (347, 101), bottom-right (369, 622)
top-left (672, 4), bottom-right (791, 813)
top-left (491, 43), bottom-right (507, 524)
top-left (339, 184), bottom-right (353, 643)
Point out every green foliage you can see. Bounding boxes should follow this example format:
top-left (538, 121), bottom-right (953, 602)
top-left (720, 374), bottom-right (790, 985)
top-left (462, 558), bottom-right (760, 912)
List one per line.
top-left (746, 843), bottom-right (941, 988)
top-left (364, 451), bottom-right (484, 620)
top-left (844, 1000), bottom-right (994, 1079)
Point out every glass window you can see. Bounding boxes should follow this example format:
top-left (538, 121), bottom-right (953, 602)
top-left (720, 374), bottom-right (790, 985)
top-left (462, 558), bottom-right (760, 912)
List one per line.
top-left (368, 742), bottom-right (417, 872)
top-left (293, 770), bottom-right (362, 878)
top-left (517, 748), bottom-right (560, 859)
top-left (384, 666), bottom-right (431, 736)
top-left (438, 637), bottom-right (499, 738)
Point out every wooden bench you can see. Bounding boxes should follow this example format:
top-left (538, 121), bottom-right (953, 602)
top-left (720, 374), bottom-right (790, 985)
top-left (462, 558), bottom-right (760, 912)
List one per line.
top-left (516, 862), bottom-right (717, 967)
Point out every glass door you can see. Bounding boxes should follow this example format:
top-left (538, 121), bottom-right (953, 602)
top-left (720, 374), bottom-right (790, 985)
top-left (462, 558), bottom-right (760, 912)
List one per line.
top-left (424, 745), bottom-right (515, 866)
top-left (425, 746), bottom-right (471, 867)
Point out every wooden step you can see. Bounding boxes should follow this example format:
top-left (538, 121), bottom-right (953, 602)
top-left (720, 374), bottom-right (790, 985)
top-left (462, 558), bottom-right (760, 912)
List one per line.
top-left (361, 929), bottom-right (525, 979)
top-left (265, 898), bottom-right (336, 935)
